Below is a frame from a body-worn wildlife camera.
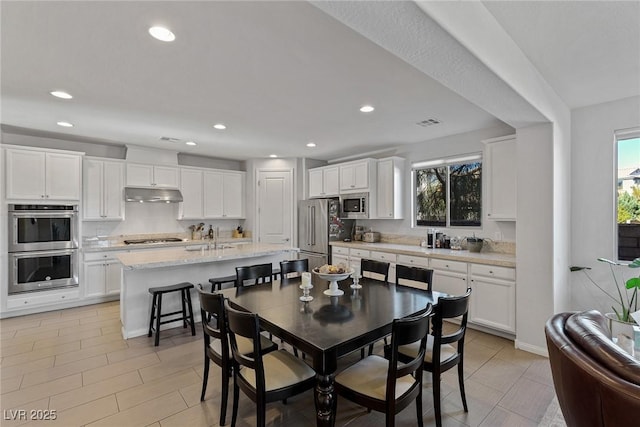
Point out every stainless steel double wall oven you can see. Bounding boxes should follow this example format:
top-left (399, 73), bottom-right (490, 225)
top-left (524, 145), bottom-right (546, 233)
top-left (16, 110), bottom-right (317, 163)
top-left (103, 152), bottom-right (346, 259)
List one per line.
top-left (8, 204), bottom-right (79, 294)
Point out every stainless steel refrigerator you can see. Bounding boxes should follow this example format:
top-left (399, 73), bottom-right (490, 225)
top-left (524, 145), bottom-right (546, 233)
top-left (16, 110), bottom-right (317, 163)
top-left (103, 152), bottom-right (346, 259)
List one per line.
top-left (298, 198), bottom-right (354, 271)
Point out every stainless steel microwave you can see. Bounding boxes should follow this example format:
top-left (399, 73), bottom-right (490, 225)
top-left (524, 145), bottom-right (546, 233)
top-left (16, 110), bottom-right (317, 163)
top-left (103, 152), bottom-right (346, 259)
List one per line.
top-left (340, 193), bottom-right (369, 219)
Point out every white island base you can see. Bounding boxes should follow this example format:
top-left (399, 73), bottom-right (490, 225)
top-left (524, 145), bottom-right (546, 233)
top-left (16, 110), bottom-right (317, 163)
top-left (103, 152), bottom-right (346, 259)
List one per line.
top-left (117, 244), bottom-right (297, 339)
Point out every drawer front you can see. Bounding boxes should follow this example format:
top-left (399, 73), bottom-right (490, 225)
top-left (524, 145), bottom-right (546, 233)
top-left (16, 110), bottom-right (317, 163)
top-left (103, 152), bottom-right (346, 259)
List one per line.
top-left (7, 290), bottom-right (80, 309)
top-left (396, 254), bottom-right (429, 268)
top-left (470, 264), bottom-right (515, 281)
top-left (332, 246), bottom-right (349, 256)
top-left (430, 258), bottom-right (467, 274)
top-left (369, 251), bottom-right (397, 263)
top-left (84, 251), bottom-right (125, 262)
top-left (350, 248), bottom-right (370, 258)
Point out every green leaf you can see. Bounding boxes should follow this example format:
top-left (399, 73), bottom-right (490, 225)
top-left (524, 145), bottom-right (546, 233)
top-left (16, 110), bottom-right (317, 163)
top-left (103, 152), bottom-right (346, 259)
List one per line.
top-left (626, 277), bottom-right (640, 289)
top-left (570, 266), bottom-right (590, 272)
top-left (629, 258), bottom-right (640, 268)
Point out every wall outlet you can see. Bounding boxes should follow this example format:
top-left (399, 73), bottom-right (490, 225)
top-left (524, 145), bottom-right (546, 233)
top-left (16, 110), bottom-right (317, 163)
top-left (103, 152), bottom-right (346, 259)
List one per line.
top-left (494, 231), bottom-right (503, 241)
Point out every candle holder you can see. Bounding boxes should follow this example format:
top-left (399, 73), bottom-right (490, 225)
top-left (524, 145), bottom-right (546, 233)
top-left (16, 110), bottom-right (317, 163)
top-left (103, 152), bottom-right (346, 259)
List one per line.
top-left (299, 272), bottom-right (314, 301)
top-left (350, 273), bottom-right (362, 289)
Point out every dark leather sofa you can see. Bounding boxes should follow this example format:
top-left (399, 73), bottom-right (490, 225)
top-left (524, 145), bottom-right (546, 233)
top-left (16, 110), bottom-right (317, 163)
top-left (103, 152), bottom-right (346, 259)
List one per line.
top-left (545, 310), bottom-right (640, 427)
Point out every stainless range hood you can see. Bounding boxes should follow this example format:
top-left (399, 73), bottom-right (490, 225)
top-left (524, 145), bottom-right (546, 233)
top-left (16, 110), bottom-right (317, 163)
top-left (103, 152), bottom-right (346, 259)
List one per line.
top-left (124, 187), bottom-right (183, 203)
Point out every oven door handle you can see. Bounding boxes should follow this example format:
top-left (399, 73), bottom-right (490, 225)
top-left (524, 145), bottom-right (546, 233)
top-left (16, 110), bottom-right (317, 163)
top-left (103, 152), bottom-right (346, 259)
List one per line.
top-left (10, 248), bottom-right (77, 258)
top-left (10, 212), bottom-right (77, 219)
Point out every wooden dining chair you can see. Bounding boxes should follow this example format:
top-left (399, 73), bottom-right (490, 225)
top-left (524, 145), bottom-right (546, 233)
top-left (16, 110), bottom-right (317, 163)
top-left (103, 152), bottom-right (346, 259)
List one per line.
top-left (279, 259), bottom-right (309, 283)
top-left (235, 263), bottom-right (274, 287)
top-left (196, 287), bottom-right (277, 426)
top-left (395, 264), bottom-right (433, 291)
top-left (361, 259), bottom-right (390, 282)
top-left (224, 300), bottom-right (316, 427)
top-left (392, 288), bottom-right (472, 427)
top-left (335, 305), bottom-right (433, 427)
top-left (359, 259), bottom-right (391, 357)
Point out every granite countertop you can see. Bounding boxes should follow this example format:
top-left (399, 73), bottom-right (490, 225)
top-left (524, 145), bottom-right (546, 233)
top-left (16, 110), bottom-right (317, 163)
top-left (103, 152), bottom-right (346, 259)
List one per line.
top-left (83, 237), bottom-right (253, 252)
top-left (330, 241), bottom-right (515, 267)
top-left (116, 243), bottom-right (298, 269)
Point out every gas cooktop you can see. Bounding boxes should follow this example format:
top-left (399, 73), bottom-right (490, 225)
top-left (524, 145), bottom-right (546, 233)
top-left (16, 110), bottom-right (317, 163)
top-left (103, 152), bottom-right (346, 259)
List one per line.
top-left (123, 237), bottom-right (184, 245)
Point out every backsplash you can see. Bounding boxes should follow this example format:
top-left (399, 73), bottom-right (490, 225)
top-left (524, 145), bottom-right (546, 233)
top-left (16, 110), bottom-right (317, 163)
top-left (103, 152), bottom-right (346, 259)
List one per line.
top-left (81, 203), bottom-right (246, 239)
top-left (377, 232), bottom-right (516, 255)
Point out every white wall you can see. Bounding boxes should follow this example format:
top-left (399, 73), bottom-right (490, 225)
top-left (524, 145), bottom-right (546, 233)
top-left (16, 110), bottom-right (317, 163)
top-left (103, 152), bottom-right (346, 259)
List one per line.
top-left (357, 124), bottom-right (516, 242)
top-left (571, 96), bottom-right (640, 313)
top-left (515, 123), bottom-right (555, 354)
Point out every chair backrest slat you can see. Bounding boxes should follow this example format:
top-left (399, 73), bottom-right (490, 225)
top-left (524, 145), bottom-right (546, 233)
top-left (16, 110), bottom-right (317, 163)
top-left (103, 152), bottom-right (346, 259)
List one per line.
top-left (361, 259), bottom-right (390, 283)
top-left (279, 259), bottom-right (309, 282)
top-left (395, 264), bottom-right (433, 291)
top-left (235, 263), bottom-right (273, 287)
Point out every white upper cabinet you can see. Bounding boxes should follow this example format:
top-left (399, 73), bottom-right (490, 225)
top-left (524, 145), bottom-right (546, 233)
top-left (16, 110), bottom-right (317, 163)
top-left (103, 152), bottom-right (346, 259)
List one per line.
top-left (179, 168), bottom-right (204, 219)
top-left (375, 157), bottom-right (404, 219)
top-left (221, 172), bottom-right (244, 218)
top-left (339, 159), bottom-right (374, 193)
top-left (483, 135), bottom-right (516, 221)
top-left (308, 165), bottom-right (339, 198)
top-left (126, 163), bottom-right (179, 188)
top-left (6, 147), bottom-right (81, 201)
top-left (181, 168), bottom-right (245, 219)
top-left (83, 158), bottom-right (124, 221)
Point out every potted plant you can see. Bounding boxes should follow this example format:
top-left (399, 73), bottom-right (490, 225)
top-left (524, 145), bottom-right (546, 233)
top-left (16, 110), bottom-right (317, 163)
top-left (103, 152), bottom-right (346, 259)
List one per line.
top-left (571, 258), bottom-right (639, 336)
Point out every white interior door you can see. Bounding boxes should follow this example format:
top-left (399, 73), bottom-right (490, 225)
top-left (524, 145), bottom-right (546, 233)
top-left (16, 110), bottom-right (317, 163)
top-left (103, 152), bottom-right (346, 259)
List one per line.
top-left (257, 170), bottom-right (294, 245)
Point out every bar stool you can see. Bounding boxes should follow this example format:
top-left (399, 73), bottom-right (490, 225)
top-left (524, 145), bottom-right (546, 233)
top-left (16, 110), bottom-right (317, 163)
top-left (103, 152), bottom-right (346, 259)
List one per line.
top-left (208, 275), bottom-right (236, 291)
top-left (148, 282), bottom-right (196, 346)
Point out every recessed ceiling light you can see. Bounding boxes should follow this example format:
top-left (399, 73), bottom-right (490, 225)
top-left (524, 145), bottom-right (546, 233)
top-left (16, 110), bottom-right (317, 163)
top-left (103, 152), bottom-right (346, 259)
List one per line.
top-left (185, 141), bottom-right (197, 146)
top-left (50, 91), bottom-right (73, 99)
top-left (56, 121), bottom-right (73, 127)
top-left (359, 105), bottom-right (375, 113)
top-left (213, 123), bottom-right (227, 130)
top-left (269, 154), bottom-right (278, 158)
top-left (148, 26), bottom-right (175, 42)
top-left (306, 142), bottom-right (316, 148)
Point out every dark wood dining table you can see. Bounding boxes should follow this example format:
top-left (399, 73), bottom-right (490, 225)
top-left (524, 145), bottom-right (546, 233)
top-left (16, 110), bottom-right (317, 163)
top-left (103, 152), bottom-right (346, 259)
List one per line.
top-left (221, 276), bottom-right (446, 427)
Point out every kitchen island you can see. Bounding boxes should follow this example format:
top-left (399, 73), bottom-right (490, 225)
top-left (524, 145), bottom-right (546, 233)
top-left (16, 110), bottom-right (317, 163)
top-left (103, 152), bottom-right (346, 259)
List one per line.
top-left (116, 243), bottom-right (298, 338)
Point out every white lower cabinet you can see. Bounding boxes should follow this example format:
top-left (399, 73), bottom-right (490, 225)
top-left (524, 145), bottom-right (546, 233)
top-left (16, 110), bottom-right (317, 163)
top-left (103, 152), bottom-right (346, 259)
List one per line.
top-left (469, 264), bottom-right (516, 333)
top-left (84, 252), bottom-right (123, 297)
top-left (430, 258), bottom-right (469, 297)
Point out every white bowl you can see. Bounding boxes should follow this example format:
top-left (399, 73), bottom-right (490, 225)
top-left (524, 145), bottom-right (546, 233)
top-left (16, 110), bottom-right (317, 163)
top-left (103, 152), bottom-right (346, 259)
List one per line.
top-left (313, 268), bottom-right (354, 296)
top-left (312, 269), bottom-right (353, 282)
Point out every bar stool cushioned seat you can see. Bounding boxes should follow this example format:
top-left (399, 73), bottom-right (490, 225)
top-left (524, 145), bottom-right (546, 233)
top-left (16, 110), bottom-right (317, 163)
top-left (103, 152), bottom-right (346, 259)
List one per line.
top-left (148, 282), bottom-right (195, 346)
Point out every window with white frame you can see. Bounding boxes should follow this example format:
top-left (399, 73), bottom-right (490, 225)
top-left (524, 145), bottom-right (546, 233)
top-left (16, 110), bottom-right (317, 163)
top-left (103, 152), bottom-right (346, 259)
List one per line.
top-left (413, 154), bottom-right (482, 228)
top-left (616, 128), bottom-right (640, 261)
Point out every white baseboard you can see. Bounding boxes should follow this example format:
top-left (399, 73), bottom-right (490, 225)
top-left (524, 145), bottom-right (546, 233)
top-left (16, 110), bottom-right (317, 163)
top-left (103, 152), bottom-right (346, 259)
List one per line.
top-left (0, 294), bottom-right (120, 319)
top-left (515, 339), bottom-right (549, 357)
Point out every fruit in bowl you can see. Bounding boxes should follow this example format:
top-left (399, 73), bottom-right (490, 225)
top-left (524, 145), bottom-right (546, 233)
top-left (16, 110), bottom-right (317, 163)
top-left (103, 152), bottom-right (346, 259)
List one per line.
top-left (315, 264), bottom-right (347, 274)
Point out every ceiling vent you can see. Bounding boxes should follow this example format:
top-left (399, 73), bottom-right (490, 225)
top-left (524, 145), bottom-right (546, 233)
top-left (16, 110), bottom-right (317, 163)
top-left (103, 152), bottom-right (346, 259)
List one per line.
top-left (416, 118), bottom-right (441, 127)
top-left (159, 136), bottom-right (181, 143)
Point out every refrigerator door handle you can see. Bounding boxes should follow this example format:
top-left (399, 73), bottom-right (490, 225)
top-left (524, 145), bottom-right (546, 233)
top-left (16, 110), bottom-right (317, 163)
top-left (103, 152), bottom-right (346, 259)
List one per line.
top-left (308, 206), bottom-right (312, 246)
top-left (311, 206), bottom-right (315, 245)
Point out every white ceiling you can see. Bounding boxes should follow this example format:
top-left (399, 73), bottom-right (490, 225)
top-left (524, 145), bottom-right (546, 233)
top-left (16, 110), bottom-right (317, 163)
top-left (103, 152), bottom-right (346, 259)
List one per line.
top-left (1, 1), bottom-right (638, 161)
top-left (483, 0), bottom-right (640, 109)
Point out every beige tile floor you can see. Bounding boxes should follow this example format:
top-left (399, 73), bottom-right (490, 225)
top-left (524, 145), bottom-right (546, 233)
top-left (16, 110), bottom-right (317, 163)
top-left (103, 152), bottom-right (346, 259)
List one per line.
top-left (0, 302), bottom-right (564, 427)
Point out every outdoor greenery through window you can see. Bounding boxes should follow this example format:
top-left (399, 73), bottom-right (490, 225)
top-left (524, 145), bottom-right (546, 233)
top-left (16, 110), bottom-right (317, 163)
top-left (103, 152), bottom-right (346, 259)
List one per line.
top-left (617, 130), bottom-right (640, 260)
top-left (414, 156), bottom-right (482, 228)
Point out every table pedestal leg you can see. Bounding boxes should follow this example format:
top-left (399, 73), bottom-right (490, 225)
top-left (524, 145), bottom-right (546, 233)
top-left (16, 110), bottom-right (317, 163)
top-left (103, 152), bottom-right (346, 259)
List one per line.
top-left (314, 373), bottom-right (336, 427)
